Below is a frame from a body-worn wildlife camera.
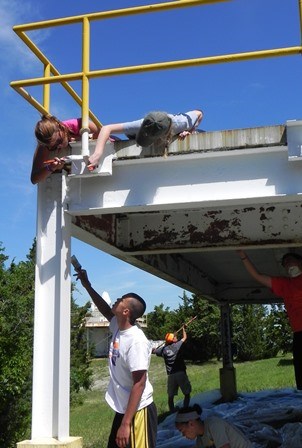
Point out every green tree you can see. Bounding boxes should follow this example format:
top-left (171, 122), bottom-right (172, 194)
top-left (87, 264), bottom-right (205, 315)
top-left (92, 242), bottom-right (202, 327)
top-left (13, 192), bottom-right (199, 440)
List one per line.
top-left (70, 298), bottom-right (93, 401)
top-left (170, 291), bottom-right (196, 331)
top-left (232, 304), bottom-right (270, 361)
top-left (0, 242), bottom-right (93, 447)
top-left (0, 243), bottom-right (35, 447)
top-left (147, 292), bottom-right (221, 362)
top-left (147, 292), bottom-right (293, 365)
top-left (145, 303), bottom-right (175, 340)
top-left (264, 303), bottom-right (292, 355)
top-left (180, 293), bottom-right (221, 362)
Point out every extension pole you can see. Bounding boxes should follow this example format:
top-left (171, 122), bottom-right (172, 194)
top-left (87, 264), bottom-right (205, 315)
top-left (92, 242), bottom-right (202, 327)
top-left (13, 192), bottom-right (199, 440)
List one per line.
top-left (173, 315), bottom-right (197, 335)
top-left (154, 315), bottom-right (197, 350)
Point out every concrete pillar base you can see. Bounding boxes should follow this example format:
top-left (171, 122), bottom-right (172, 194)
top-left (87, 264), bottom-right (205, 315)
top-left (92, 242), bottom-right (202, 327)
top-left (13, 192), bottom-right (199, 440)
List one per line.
top-left (219, 367), bottom-right (237, 402)
top-left (17, 437), bottom-right (82, 448)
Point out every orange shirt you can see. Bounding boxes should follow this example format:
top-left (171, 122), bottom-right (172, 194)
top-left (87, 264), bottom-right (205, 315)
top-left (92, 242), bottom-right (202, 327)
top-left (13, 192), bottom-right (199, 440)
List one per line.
top-left (271, 276), bottom-right (302, 333)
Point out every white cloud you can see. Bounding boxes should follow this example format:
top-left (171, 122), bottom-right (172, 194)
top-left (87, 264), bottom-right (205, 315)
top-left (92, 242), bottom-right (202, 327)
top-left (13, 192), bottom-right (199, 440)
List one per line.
top-left (0, 0), bottom-right (48, 76)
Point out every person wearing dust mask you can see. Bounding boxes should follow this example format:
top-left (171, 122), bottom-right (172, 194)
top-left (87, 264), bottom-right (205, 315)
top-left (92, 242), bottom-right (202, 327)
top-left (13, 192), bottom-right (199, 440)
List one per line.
top-left (237, 250), bottom-right (302, 390)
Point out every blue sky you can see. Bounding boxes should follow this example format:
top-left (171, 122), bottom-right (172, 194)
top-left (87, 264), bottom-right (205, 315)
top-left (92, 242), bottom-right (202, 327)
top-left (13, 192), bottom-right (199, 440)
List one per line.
top-left (1, 0), bottom-right (302, 311)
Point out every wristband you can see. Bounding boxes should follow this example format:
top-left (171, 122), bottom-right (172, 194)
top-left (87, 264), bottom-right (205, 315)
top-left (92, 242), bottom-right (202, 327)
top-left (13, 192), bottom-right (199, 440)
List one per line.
top-left (241, 257), bottom-right (247, 260)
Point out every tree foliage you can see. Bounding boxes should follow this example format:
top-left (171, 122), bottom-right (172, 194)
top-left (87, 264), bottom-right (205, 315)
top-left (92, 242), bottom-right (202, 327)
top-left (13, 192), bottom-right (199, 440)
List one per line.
top-left (0, 243), bottom-right (35, 446)
top-left (175, 292), bottom-right (221, 362)
top-left (146, 303), bottom-right (176, 340)
top-left (0, 242), bottom-right (93, 447)
top-left (232, 304), bottom-right (269, 361)
top-left (70, 298), bottom-right (93, 400)
top-left (262, 304), bottom-right (292, 355)
top-left (146, 291), bottom-right (293, 364)
top-left (231, 303), bottom-right (292, 361)
top-left (147, 292), bottom-right (222, 362)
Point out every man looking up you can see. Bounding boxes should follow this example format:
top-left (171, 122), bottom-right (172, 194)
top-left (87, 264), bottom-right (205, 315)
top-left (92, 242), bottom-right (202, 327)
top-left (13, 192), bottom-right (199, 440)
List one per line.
top-left (76, 268), bottom-right (157, 448)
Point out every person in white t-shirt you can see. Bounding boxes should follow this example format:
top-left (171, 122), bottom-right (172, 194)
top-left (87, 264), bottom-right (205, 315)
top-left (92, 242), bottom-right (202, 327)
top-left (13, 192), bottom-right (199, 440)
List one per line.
top-left (87, 109), bottom-right (203, 170)
top-left (76, 268), bottom-right (157, 448)
top-left (175, 404), bottom-right (252, 448)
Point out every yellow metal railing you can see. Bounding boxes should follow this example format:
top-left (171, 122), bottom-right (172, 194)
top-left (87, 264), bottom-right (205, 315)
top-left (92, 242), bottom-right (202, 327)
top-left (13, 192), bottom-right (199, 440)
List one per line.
top-left (10, 0), bottom-right (302, 142)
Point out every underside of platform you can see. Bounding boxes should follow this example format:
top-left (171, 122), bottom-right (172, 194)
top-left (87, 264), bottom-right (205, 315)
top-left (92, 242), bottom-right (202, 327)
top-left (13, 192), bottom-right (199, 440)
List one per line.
top-left (67, 121), bottom-right (302, 305)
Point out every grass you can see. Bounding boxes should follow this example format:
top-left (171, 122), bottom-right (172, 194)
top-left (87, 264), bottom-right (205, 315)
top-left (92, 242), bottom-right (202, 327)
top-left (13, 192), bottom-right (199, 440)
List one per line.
top-left (70, 353), bottom-right (295, 447)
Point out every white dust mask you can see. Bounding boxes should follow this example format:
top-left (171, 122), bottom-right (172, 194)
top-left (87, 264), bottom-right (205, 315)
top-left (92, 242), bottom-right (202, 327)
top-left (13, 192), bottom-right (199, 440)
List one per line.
top-left (287, 266), bottom-right (302, 278)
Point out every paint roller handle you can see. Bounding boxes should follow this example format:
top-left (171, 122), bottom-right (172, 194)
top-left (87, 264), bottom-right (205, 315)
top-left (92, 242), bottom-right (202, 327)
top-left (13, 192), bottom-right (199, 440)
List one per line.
top-left (174, 315), bottom-right (197, 335)
top-left (153, 315), bottom-right (197, 352)
top-left (71, 255), bottom-right (82, 273)
top-left (43, 157), bottom-right (69, 165)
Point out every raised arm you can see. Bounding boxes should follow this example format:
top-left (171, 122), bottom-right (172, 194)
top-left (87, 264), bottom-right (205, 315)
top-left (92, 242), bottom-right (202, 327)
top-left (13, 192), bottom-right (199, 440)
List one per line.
top-left (181, 326), bottom-right (187, 343)
top-left (237, 250), bottom-right (272, 289)
top-left (75, 269), bottom-right (114, 321)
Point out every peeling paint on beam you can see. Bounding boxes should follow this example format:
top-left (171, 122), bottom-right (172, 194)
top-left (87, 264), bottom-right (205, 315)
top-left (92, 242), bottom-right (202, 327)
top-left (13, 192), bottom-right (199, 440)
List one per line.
top-left (73, 215), bottom-right (116, 244)
top-left (113, 203), bottom-right (302, 252)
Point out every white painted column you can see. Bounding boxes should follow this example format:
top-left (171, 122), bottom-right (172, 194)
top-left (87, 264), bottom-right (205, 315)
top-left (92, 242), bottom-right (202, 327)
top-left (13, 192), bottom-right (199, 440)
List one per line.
top-left (31, 173), bottom-right (71, 441)
top-left (81, 130), bottom-right (89, 158)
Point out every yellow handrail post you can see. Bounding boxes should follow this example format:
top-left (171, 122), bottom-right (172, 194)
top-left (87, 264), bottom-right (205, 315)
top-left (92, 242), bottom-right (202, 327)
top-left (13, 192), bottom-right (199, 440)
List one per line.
top-left (43, 63), bottom-right (51, 113)
top-left (81, 16), bottom-right (90, 158)
top-left (299, 0), bottom-right (302, 46)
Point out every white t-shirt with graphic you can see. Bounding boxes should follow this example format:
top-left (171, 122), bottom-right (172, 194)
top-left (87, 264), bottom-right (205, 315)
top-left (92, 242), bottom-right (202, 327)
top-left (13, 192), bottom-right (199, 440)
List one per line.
top-left (105, 317), bottom-right (154, 413)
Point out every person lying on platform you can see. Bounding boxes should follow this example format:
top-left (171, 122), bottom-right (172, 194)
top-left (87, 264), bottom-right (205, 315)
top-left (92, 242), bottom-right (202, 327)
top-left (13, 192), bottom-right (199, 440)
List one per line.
top-left (87, 109), bottom-right (204, 171)
top-left (237, 249), bottom-right (302, 391)
top-left (175, 404), bottom-right (253, 448)
top-left (30, 115), bottom-right (101, 184)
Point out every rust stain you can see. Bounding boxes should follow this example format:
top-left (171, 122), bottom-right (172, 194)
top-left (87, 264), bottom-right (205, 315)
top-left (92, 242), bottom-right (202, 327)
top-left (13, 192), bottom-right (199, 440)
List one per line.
top-left (234, 207), bottom-right (256, 214)
top-left (74, 204), bottom-right (302, 253)
top-left (204, 210), bottom-right (222, 218)
top-left (232, 217), bottom-right (241, 227)
top-left (139, 216), bottom-right (243, 248)
top-left (73, 215), bottom-right (115, 243)
top-left (144, 229), bottom-right (160, 239)
top-left (143, 228), bottom-right (178, 245)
